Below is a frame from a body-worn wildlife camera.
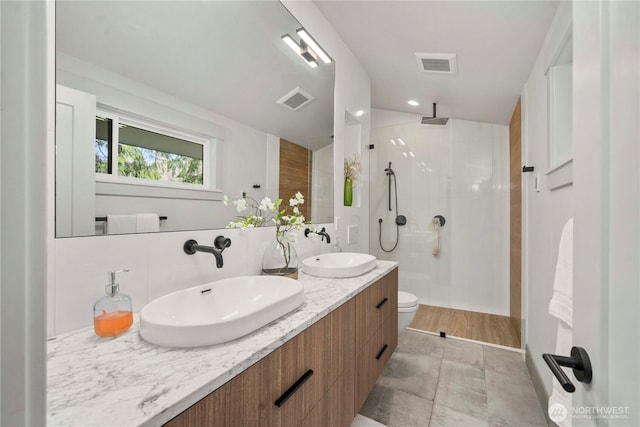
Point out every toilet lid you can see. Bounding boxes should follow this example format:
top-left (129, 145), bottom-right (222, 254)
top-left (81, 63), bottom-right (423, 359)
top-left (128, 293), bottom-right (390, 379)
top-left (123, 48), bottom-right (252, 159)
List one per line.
top-left (398, 291), bottom-right (418, 308)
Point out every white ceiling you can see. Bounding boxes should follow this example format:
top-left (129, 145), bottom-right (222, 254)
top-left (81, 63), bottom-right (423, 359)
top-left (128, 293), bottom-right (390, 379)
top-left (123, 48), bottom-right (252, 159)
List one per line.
top-left (56, 1), bottom-right (335, 149)
top-left (314, 1), bottom-right (559, 125)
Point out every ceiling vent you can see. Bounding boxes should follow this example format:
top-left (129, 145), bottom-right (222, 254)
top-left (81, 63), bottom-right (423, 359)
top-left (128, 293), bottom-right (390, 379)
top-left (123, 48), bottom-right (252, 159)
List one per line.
top-left (415, 53), bottom-right (458, 74)
top-left (276, 87), bottom-right (315, 111)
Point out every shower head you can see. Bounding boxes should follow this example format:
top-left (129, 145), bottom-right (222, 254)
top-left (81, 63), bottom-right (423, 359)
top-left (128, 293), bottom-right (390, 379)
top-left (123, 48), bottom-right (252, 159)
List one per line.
top-left (421, 103), bottom-right (449, 126)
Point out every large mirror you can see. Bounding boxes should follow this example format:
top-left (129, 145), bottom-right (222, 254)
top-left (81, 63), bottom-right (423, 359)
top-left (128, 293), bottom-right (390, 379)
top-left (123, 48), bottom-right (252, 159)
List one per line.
top-left (55, 1), bottom-right (335, 238)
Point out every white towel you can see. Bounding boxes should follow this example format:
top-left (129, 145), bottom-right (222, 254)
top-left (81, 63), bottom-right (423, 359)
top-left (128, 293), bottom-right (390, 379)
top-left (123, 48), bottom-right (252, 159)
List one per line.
top-left (548, 218), bottom-right (574, 427)
top-left (549, 218), bottom-right (573, 327)
top-left (106, 214), bottom-right (136, 235)
top-left (136, 213), bottom-right (160, 233)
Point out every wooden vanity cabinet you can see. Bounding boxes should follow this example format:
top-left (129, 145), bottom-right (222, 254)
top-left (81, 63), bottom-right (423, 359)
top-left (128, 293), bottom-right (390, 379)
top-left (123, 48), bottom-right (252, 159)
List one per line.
top-left (166, 268), bottom-right (397, 427)
top-left (354, 268), bottom-right (398, 411)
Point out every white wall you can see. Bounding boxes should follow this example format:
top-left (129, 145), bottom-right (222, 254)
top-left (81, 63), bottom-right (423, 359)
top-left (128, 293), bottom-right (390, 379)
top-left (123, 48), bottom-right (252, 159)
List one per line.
top-left (283, 1), bottom-right (371, 254)
top-left (49, 1), bottom-right (372, 335)
top-left (312, 143), bottom-right (334, 223)
top-left (1, 1), bottom-right (49, 424)
top-left (369, 109), bottom-right (509, 316)
top-left (521, 0), bottom-right (573, 399)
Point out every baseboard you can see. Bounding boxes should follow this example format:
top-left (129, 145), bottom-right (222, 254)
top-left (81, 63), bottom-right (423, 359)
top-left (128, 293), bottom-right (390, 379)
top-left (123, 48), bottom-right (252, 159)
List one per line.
top-left (525, 344), bottom-right (555, 426)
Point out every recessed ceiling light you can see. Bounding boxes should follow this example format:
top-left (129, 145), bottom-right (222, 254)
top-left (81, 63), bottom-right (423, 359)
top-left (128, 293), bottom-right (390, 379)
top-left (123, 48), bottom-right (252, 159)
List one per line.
top-left (409, 151), bottom-right (415, 158)
top-left (355, 110), bottom-right (365, 117)
top-left (402, 152), bottom-right (408, 158)
top-left (390, 139), bottom-right (397, 145)
top-left (408, 100), bottom-right (419, 106)
top-left (397, 138), bottom-right (406, 146)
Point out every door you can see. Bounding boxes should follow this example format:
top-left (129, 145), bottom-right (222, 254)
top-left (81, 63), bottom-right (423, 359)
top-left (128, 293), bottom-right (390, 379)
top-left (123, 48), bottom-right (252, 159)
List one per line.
top-left (55, 85), bottom-right (96, 236)
top-left (572, 1), bottom-right (639, 426)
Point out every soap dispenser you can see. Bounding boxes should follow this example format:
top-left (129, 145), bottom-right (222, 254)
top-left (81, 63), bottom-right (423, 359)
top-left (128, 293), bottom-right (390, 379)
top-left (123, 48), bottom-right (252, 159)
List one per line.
top-left (93, 269), bottom-right (133, 337)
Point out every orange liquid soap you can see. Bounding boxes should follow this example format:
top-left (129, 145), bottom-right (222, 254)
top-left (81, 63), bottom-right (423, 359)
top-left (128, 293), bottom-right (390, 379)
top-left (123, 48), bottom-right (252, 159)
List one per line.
top-left (94, 310), bottom-right (133, 337)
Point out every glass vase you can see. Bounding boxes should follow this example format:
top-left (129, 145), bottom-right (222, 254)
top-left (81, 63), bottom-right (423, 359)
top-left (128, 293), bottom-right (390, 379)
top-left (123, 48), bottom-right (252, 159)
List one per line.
top-left (344, 177), bottom-right (353, 206)
top-left (262, 237), bottom-right (299, 279)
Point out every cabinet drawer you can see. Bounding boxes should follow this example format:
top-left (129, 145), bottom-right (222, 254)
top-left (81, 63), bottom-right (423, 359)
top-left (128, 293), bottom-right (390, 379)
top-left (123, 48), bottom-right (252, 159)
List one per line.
top-left (354, 313), bottom-right (398, 412)
top-left (274, 302), bottom-right (350, 426)
top-left (355, 268), bottom-right (398, 349)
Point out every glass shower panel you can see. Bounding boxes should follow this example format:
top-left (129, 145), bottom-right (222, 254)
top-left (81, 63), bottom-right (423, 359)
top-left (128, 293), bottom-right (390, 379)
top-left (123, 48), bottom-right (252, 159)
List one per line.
top-left (369, 116), bottom-right (509, 316)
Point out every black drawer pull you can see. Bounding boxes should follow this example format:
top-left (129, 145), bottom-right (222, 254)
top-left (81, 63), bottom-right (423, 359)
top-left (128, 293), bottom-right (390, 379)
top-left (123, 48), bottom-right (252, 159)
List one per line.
top-left (274, 369), bottom-right (314, 408)
top-left (376, 344), bottom-right (389, 360)
top-left (376, 297), bottom-right (389, 309)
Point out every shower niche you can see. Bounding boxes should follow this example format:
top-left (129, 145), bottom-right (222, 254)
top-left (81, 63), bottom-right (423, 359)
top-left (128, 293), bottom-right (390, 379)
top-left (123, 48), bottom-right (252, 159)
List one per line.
top-left (343, 111), bottom-right (362, 207)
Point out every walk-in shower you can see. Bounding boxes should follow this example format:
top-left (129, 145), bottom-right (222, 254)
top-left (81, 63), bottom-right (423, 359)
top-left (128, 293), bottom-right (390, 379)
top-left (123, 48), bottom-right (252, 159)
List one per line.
top-left (369, 111), bottom-right (510, 317)
top-left (378, 162), bottom-right (406, 252)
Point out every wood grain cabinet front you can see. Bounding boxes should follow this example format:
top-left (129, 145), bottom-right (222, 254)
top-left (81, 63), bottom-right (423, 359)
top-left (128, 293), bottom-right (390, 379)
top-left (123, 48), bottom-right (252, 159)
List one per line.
top-left (165, 268), bottom-right (398, 427)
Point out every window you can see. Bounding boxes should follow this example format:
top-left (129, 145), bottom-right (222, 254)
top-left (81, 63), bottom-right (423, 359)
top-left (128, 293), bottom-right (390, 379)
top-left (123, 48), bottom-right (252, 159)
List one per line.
top-left (95, 110), bottom-right (212, 188)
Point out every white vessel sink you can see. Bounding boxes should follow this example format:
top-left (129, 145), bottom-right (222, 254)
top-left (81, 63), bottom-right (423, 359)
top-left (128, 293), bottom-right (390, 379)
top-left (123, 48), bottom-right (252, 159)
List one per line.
top-left (302, 252), bottom-right (377, 278)
top-left (139, 276), bottom-right (303, 348)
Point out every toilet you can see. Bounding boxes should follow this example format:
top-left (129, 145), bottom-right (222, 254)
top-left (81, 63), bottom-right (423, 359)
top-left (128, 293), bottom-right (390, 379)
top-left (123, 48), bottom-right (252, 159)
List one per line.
top-left (397, 291), bottom-right (419, 333)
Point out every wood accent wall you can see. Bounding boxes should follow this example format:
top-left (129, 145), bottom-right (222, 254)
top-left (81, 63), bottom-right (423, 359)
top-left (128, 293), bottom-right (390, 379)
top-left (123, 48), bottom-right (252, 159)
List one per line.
top-left (509, 100), bottom-right (522, 337)
top-left (279, 138), bottom-right (311, 219)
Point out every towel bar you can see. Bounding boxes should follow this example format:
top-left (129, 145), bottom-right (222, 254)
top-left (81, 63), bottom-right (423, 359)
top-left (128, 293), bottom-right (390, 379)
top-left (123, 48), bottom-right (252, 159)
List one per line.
top-left (95, 216), bottom-right (167, 222)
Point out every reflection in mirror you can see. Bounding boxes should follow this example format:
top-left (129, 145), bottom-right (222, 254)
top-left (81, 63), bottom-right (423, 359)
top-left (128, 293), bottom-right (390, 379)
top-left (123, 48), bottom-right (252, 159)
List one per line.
top-left (55, 1), bottom-right (334, 237)
top-left (548, 35), bottom-right (572, 169)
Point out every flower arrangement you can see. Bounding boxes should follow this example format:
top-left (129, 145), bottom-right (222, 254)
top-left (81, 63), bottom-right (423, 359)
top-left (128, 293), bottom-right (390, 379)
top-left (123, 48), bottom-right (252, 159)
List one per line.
top-left (343, 154), bottom-right (361, 206)
top-left (344, 154), bottom-right (362, 182)
top-left (224, 192), bottom-right (311, 277)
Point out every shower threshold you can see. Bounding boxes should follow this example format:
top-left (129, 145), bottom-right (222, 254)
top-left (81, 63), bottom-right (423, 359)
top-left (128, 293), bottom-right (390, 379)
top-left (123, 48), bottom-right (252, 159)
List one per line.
top-left (408, 304), bottom-right (521, 349)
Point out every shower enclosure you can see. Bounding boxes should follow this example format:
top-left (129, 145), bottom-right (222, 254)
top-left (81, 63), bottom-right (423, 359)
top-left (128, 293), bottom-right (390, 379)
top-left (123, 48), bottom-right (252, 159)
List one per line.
top-left (369, 111), bottom-right (510, 316)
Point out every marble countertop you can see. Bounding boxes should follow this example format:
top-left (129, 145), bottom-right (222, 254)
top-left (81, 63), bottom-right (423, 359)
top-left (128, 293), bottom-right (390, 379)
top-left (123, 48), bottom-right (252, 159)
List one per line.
top-left (47, 260), bottom-right (398, 427)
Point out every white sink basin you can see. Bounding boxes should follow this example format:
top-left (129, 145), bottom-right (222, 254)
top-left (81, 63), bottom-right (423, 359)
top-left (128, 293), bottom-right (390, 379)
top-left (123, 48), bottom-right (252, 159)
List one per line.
top-left (302, 252), bottom-right (377, 278)
top-left (139, 276), bottom-right (303, 348)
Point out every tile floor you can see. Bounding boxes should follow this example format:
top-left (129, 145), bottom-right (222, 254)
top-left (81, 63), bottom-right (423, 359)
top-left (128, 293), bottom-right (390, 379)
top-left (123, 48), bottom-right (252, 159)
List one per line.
top-left (359, 330), bottom-right (547, 427)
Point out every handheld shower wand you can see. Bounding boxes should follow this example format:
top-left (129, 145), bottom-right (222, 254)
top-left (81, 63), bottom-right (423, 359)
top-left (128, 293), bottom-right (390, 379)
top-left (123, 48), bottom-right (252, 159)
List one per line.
top-left (379, 162), bottom-right (406, 252)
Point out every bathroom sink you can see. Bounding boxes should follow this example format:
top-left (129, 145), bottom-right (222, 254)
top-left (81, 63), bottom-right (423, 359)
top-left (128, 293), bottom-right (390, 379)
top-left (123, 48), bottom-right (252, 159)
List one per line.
top-left (301, 252), bottom-right (377, 278)
top-left (139, 276), bottom-right (303, 348)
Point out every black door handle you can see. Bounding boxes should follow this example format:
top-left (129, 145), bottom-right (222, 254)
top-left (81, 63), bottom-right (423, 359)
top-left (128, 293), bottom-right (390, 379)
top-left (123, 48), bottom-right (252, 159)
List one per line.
top-left (542, 346), bottom-right (592, 393)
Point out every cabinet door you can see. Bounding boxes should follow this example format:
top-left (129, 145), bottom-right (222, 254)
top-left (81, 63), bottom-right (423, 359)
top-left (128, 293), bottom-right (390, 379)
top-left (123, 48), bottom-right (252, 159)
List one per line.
top-left (164, 349), bottom-right (281, 427)
top-left (276, 303), bottom-right (348, 425)
top-left (355, 268), bottom-right (398, 349)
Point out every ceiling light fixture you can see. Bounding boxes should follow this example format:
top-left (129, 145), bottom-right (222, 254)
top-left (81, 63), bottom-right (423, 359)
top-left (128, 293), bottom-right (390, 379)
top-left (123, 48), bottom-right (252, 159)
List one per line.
top-left (408, 100), bottom-right (420, 106)
top-left (355, 110), bottom-right (365, 117)
top-left (397, 138), bottom-right (406, 146)
top-left (402, 152), bottom-right (408, 158)
top-left (409, 151), bottom-right (415, 158)
top-left (297, 28), bottom-right (332, 64)
top-left (390, 139), bottom-right (397, 145)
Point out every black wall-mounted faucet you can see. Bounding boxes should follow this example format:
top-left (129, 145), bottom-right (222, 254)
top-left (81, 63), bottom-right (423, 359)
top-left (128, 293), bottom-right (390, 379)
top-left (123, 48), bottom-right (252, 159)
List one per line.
top-left (184, 236), bottom-right (232, 268)
top-left (304, 227), bottom-right (331, 244)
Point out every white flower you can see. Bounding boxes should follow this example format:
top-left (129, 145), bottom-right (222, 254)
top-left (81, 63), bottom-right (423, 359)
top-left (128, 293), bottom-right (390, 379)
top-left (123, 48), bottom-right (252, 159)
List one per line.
top-left (259, 197), bottom-right (275, 212)
top-left (289, 192), bottom-right (305, 207)
top-left (293, 206), bottom-right (300, 214)
top-left (223, 195), bottom-right (231, 206)
top-left (233, 198), bottom-right (248, 212)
